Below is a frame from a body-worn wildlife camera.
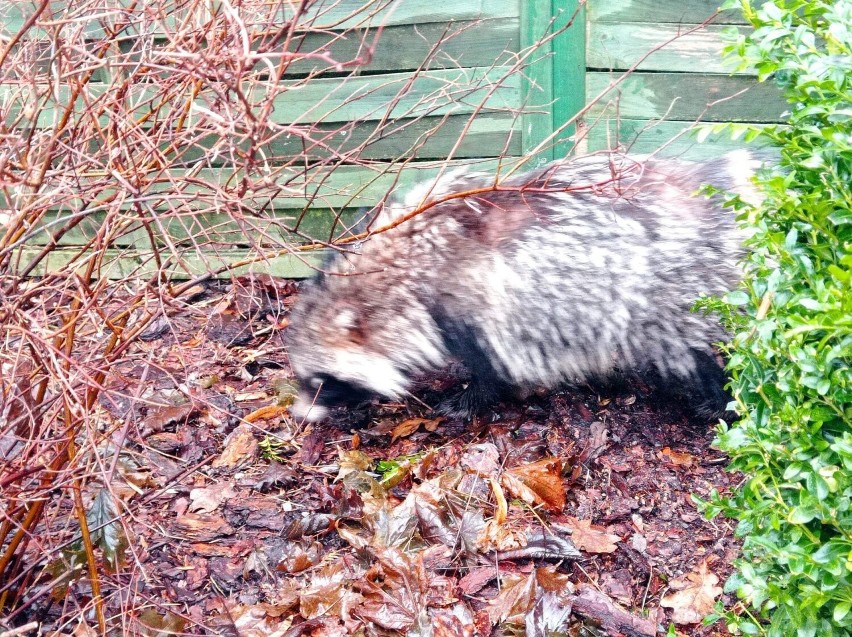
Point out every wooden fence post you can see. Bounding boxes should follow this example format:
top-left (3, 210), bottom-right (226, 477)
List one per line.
top-left (521, 0), bottom-right (586, 165)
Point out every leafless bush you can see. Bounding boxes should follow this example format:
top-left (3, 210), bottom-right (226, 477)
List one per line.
top-left (0, 0), bottom-right (744, 630)
top-left (0, 0), bottom-right (567, 630)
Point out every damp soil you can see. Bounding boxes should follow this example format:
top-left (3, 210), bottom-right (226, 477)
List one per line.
top-left (20, 276), bottom-right (742, 636)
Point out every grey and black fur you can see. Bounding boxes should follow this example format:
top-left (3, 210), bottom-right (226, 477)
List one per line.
top-left (287, 151), bottom-right (762, 422)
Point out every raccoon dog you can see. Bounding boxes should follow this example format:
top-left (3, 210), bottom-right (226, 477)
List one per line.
top-left (287, 151), bottom-right (760, 422)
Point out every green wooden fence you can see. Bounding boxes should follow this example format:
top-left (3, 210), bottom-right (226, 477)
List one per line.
top-left (583, 0), bottom-right (783, 158)
top-left (0, 0), bottom-right (783, 279)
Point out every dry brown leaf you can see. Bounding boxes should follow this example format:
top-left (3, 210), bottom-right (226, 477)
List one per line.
top-left (276, 541), bottom-right (322, 574)
top-left (298, 429), bottom-right (325, 465)
top-left (390, 418), bottom-right (425, 442)
top-left (432, 605), bottom-right (475, 637)
top-left (300, 562), bottom-right (363, 621)
top-left (460, 443), bottom-right (501, 476)
top-left (145, 431), bottom-right (189, 454)
top-left (661, 561), bottom-right (723, 625)
top-left (173, 512), bottom-right (235, 541)
top-left (486, 572), bottom-right (537, 626)
top-left (501, 457), bottom-right (565, 512)
top-left (189, 484), bottom-right (237, 514)
top-left (234, 390), bottom-right (270, 401)
top-left (422, 416), bottom-right (442, 432)
top-left (213, 425), bottom-right (258, 468)
top-left (660, 447), bottom-right (697, 469)
top-left (338, 449), bottom-right (374, 480)
top-left (244, 404), bottom-right (289, 423)
top-left (458, 568), bottom-right (499, 595)
top-left (145, 402), bottom-right (195, 432)
top-left (183, 334), bottom-right (203, 347)
top-left (72, 620), bottom-right (99, 637)
top-left (390, 417), bottom-right (441, 442)
top-left (500, 474), bottom-right (541, 510)
top-left (561, 517), bottom-right (620, 554)
top-left (490, 476), bottom-right (508, 525)
top-left (476, 520), bottom-right (527, 553)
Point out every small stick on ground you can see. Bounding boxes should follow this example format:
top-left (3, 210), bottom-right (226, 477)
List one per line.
top-left (570, 584), bottom-right (657, 637)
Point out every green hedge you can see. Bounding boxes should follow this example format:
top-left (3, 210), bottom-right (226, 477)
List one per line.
top-left (699, 1), bottom-right (852, 635)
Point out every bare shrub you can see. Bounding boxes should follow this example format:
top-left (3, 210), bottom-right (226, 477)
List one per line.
top-left (0, 0), bottom-right (562, 629)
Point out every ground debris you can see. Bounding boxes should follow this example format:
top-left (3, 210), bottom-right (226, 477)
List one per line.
top-left (19, 279), bottom-right (739, 636)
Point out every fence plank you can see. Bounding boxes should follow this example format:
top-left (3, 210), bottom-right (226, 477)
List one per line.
top-left (266, 0), bottom-right (521, 31)
top-left (582, 117), bottom-right (771, 159)
top-left (587, 22), bottom-right (748, 74)
top-left (28, 207), bottom-right (362, 248)
top-left (3, 66), bottom-right (522, 128)
top-left (105, 20), bottom-right (519, 78)
top-left (280, 19), bottom-right (520, 75)
top-left (178, 114), bottom-right (520, 163)
top-left (552, 0), bottom-right (586, 157)
top-left (586, 72), bottom-right (785, 123)
top-left (4, 158), bottom-right (528, 215)
top-left (588, 0), bottom-right (767, 25)
top-left (0, 0), bottom-right (520, 37)
top-left (15, 246), bottom-right (328, 278)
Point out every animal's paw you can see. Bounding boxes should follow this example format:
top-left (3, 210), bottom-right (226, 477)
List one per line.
top-left (434, 379), bottom-right (497, 421)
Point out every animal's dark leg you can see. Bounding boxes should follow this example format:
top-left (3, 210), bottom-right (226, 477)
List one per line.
top-left (435, 375), bottom-right (506, 420)
top-left (430, 309), bottom-right (510, 420)
top-left (675, 349), bottom-right (733, 420)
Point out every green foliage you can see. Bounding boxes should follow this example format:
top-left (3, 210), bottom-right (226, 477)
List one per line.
top-left (702, 1), bottom-right (852, 635)
top-left (259, 436), bottom-right (288, 462)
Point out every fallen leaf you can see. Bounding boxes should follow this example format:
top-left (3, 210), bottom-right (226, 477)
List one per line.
top-left (580, 421), bottom-right (609, 461)
top-left (573, 584), bottom-right (657, 636)
top-left (244, 404), bottom-right (290, 423)
top-left (496, 532), bottom-right (581, 561)
top-left (276, 541), bottom-right (323, 574)
top-left (486, 572), bottom-right (537, 626)
top-left (300, 561), bottom-right (363, 621)
top-left (234, 390), bottom-right (270, 401)
top-left (459, 568), bottom-right (499, 595)
top-left (422, 417), bottom-right (442, 432)
top-left (501, 457), bottom-right (565, 512)
top-left (255, 461), bottom-right (299, 491)
top-left (173, 513), bottom-right (235, 541)
top-left (491, 476), bottom-right (508, 525)
top-left (298, 429), bottom-right (325, 465)
top-left (526, 568), bottom-right (574, 636)
top-left (477, 520), bottom-right (527, 553)
top-left (138, 609), bottom-right (188, 636)
top-left (460, 443), bottom-right (501, 476)
top-left (213, 425), bottom-right (258, 468)
top-left (559, 517), bottom-right (620, 554)
top-left (661, 561), bottom-right (722, 625)
top-left (660, 447), bottom-right (697, 469)
top-left (145, 431), bottom-right (190, 454)
top-left (432, 604), bottom-right (475, 637)
top-left (355, 548), bottom-right (429, 631)
top-left (338, 449), bottom-right (374, 480)
top-left (189, 484), bottom-right (237, 514)
top-left (415, 500), bottom-right (456, 547)
top-left (144, 401), bottom-right (195, 433)
top-left (391, 417), bottom-right (436, 442)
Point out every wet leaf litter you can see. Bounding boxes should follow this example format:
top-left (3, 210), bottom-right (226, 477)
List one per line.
top-left (88, 277), bottom-right (740, 635)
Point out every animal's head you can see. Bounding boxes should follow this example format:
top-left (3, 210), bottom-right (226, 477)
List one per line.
top-left (286, 271), bottom-right (447, 422)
